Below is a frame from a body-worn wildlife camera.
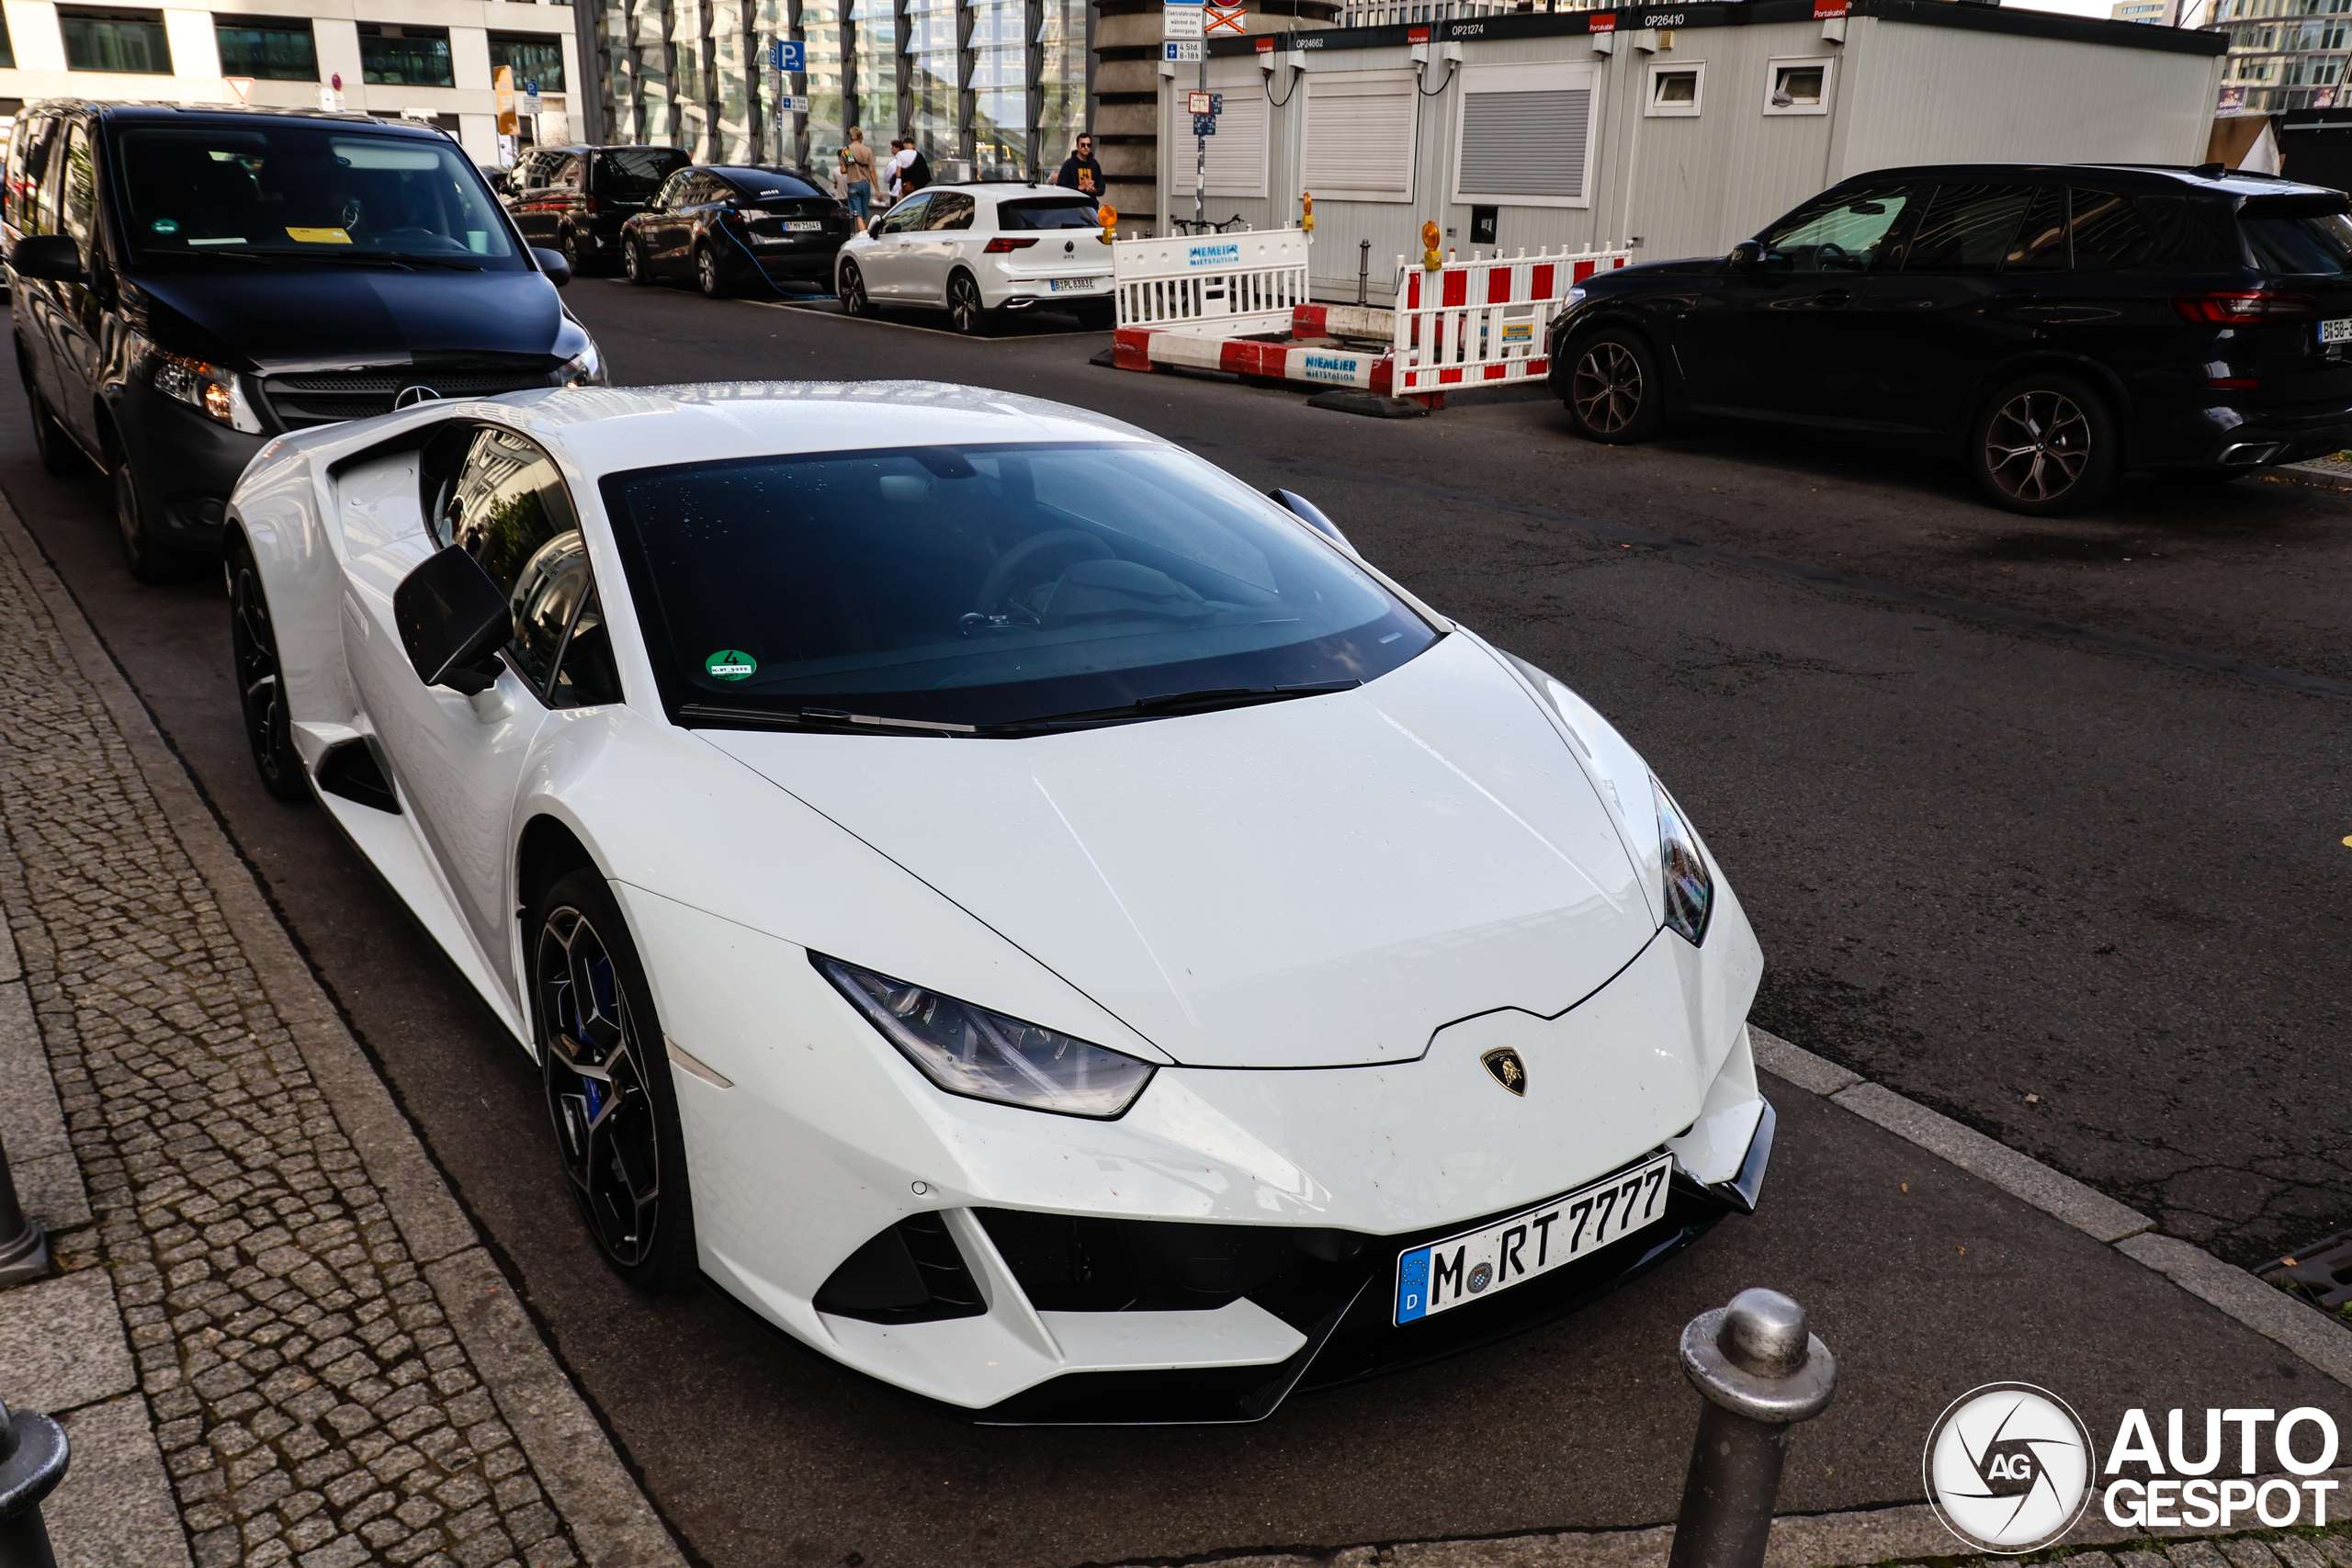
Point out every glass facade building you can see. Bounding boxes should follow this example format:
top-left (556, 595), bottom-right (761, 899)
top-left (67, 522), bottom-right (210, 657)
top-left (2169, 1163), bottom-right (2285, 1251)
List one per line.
top-left (2207, 0), bottom-right (2352, 111)
top-left (593, 0), bottom-right (1089, 180)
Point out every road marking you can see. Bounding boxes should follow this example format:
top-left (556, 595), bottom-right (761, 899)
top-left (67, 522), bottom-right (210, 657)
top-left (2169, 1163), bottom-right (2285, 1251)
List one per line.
top-left (1751, 1026), bottom-right (2352, 1388)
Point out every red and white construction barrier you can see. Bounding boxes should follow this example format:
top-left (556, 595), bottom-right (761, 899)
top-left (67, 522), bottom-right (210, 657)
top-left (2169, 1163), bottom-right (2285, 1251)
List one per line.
top-left (1113, 325), bottom-right (1392, 392)
top-left (1392, 244), bottom-right (1633, 397)
top-left (1106, 240), bottom-right (1633, 406)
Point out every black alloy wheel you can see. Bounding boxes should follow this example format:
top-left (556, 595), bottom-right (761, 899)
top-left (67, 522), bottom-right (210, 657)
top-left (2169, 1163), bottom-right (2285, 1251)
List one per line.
top-left (624, 236), bottom-right (653, 287)
top-left (227, 534), bottom-right (308, 803)
top-left (1971, 371), bottom-right (2119, 516)
top-left (560, 225), bottom-right (585, 277)
top-left (110, 449), bottom-right (192, 584)
top-left (1566, 330), bottom-right (1664, 444)
top-left (839, 259), bottom-right (876, 318)
top-left (946, 270), bottom-right (989, 335)
top-left (695, 243), bottom-right (727, 299)
top-left (532, 869), bottom-right (696, 1292)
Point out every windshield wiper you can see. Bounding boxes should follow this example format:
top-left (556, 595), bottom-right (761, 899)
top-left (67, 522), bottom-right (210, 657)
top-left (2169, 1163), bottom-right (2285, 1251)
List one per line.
top-left (147, 247), bottom-right (272, 265)
top-left (246, 248), bottom-right (418, 270)
top-left (998, 679), bottom-right (1363, 731)
top-left (677, 682), bottom-right (1361, 739)
top-left (679, 703), bottom-right (978, 735)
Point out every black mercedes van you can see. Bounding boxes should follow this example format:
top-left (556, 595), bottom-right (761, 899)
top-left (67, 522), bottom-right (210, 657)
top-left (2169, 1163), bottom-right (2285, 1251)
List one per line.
top-left (5, 102), bottom-right (605, 581)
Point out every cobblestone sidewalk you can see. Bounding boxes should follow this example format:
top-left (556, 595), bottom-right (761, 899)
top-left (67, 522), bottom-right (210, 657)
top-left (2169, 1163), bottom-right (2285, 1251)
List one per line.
top-left (0, 500), bottom-right (678, 1567)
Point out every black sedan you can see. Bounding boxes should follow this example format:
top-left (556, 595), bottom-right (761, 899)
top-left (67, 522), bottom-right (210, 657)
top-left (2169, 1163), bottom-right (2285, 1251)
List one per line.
top-left (620, 164), bottom-right (854, 298)
top-left (1548, 163), bottom-right (2352, 514)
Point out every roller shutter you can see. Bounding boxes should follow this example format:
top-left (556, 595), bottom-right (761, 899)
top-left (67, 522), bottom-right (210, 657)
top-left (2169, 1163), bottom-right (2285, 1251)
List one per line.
top-left (1453, 64), bottom-right (1597, 208)
top-left (1203, 85), bottom-right (1268, 198)
top-left (1302, 72), bottom-right (1416, 203)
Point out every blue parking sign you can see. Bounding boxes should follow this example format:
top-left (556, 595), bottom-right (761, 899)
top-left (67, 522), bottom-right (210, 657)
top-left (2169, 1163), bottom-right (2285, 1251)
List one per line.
top-left (771, 39), bottom-right (805, 72)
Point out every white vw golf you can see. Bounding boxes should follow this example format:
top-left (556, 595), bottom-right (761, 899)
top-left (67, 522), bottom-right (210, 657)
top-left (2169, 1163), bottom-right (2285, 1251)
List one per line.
top-left (834, 183), bottom-right (1114, 333)
top-left (225, 381), bottom-right (1771, 1422)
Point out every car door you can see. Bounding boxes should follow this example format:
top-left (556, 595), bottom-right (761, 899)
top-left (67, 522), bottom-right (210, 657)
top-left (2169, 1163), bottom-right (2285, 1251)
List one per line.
top-left (1848, 182), bottom-right (2054, 434)
top-left (341, 423), bottom-right (594, 983)
top-left (51, 118), bottom-right (105, 457)
top-left (643, 169), bottom-right (695, 273)
top-left (1669, 182), bottom-right (1923, 423)
top-left (902, 190), bottom-right (975, 303)
top-left (13, 112), bottom-right (67, 421)
top-left (861, 193), bottom-right (932, 297)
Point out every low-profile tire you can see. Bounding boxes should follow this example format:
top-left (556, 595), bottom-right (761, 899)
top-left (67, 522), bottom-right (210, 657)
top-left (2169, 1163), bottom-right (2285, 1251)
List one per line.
top-left (695, 243), bottom-right (728, 299)
top-left (623, 236), bottom-right (653, 287)
top-left (27, 381), bottom-right (85, 477)
top-left (839, 259), bottom-right (876, 317)
top-left (945, 270), bottom-right (990, 335)
top-left (110, 447), bottom-right (195, 585)
top-left (560, 225), bottom-right (588, 277)
top-left (1970, 371), bottom-right (2120, 516)
top-left (227, 533), bottom-right (309, 803)
top-left (531, 868), bottom-right (697, 1293)
top-left (1564, 329), bottom-right (1665, 444)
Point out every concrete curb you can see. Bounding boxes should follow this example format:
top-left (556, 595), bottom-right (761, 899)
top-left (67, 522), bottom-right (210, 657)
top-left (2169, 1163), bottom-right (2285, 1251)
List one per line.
top-left (2256, 463), bottom-right (2352, 494)
top-left (1749, 1028), bottom-right (2352, 1388)
top-left (0, 498), bottom-right (690, 1568)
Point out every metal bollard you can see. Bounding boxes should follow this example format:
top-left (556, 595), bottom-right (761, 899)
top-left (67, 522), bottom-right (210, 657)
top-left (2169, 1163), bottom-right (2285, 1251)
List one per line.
top-left (0, 1129), bottom-right (48, 1289)
top-left (0, 1394), bottom-right (70, 1568)
top-left (1668, 1289), bottom-right (1838, 1568)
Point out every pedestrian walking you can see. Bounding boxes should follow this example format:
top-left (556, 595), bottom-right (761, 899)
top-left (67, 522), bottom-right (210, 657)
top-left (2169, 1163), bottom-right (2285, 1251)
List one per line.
top-left (842, 127), bottom-right (876, 231)
top-left (898, 134), bottom-right (931, 195)
top-left (1056, 133), bottom-right (1103, 199)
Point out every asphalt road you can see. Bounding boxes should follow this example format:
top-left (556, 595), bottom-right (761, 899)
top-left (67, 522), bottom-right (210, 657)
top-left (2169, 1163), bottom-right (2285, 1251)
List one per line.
top-left (5, 277), bottom-right (2351, 1567)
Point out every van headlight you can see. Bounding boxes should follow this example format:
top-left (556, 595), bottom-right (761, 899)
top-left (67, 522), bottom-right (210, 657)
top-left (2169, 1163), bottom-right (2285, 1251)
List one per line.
top-left (554, 342), bottom-right (605, 388)
top-left (136, 341), bottom-right (261, 433)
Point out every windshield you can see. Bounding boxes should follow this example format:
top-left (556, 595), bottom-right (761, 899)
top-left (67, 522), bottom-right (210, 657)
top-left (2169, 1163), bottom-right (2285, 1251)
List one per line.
top-left (602, 442), bottom-right (1437, 733)
top-left (116, 124), bottom-right (518, 265)
top-left (724, 170), bottom-right (827, 203)
top-left (594, 147), bottom-right (685, 198)
top-left (2242, 202), bottom-right (2352, 275)
top-left (1000, 197), bottom-right (1101, 231)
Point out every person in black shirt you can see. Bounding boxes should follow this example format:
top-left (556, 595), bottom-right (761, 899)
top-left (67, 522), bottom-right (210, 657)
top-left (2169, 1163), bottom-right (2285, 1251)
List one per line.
top-left (1056, 134), bottom-right (1103, 200)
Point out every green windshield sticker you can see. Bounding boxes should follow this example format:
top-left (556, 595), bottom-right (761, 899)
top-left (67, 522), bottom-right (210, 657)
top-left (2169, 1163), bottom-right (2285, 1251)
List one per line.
top-left (706, 650), bottom-right (757, 681)
top-left (151, 219), bottom-right (179, 234)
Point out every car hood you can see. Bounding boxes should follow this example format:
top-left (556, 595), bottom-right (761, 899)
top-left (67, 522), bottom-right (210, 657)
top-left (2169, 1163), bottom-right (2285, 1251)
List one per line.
top-left (127, 265), bottom-right (564, 372)
top-left (703, 634), bottom-right (1657, 1069)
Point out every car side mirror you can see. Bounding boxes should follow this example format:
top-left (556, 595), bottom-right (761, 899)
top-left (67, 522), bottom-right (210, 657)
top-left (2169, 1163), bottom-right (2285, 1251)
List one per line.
top-left (1725, 240), bottom-right (1764, 275)
top-left (532, 246), bottom-right (571, 287)
top-left (11, 234), bottom-right (85, 284)
top-left (1268, 488), bottom-right (1354, 551)
top-left (393, 546), bottom-right (510, 695)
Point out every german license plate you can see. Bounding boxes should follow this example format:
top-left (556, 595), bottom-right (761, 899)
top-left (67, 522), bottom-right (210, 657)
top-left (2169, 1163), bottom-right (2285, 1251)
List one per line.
top-left (2321, 318), bottom-right (2352, 345)
top-left (786, 220), bottom-right (822, 232)
top-left (1048, 276), bottom-right (1101, 292)
top-left (1394, 1152), bottom-right (1673, 1325)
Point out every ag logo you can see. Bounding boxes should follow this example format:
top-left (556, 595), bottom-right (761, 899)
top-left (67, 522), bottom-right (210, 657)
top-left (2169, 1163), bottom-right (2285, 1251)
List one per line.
top-left (1481, 1047), bottom-right (1526, 1096)
top-left (1924, 1383), bottom-right (2094, 1553)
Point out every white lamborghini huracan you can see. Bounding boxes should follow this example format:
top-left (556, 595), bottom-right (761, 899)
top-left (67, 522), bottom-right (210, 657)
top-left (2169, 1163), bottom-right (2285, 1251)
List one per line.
top-left (225, 381), bottom-right (1771, 1423)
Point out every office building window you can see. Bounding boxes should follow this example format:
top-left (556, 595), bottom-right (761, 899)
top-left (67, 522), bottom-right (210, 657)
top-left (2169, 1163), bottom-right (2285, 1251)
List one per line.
top-left (215, 16), bottom-right (318, 80)
top-left (490, 31), bottom-right (566, 91)
top-left (358, 24), bottom-right (454, 88)
top-left (60, 6), bottom-right (172, 73)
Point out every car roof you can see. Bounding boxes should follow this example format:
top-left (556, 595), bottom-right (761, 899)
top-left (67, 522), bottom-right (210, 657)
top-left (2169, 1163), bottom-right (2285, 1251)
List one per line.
top-left (302, 382), bottom-right (1156, 479)
top-left (38, 100), bottom-right (450, 137)
top-left (1838, 161), bottom-right (2343, 201)
top-left (916, 183), bottom-right (1094, 199)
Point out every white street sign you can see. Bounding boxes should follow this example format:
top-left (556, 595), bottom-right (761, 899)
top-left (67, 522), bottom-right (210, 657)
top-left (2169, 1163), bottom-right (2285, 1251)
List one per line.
top-left (1164, 39), bottom-right (1204, 61)
top-left (1163, 8), bottom-right (1204, 37)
